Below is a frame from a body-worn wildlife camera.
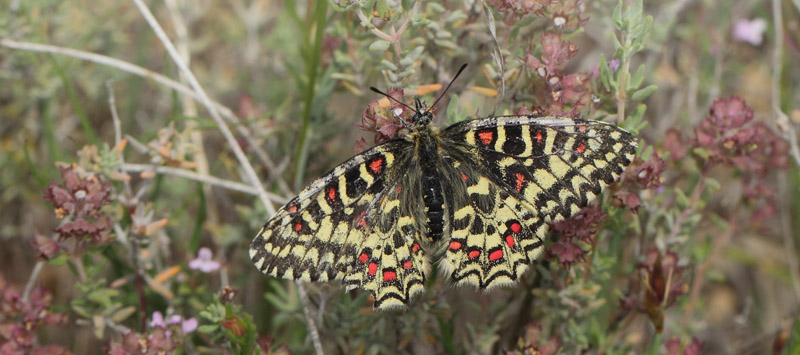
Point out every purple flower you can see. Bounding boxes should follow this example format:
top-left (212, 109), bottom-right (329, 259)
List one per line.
top-left (189, 247), bottom-right (221, 273)
top-left (181, 317), bottom-right (198, 334)
top-left (608, 59), bottom-right (620, 73)
top-left (732, 18), bottom-right (767, 45)
top-left (149, 311), bottom-right (166, 327)
top-left (149, 311), bottom-right (197, 334)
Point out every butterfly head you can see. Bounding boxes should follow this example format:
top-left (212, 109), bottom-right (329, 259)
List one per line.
top-left (409, 98), bottom-right (434, 129)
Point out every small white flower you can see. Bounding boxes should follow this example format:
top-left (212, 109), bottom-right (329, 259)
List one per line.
top-left (732, 18), bottom-right (767, 46)
top-left (188, 247), bottom-right (221, 273)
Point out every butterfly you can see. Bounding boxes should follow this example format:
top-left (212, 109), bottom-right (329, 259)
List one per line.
top-left (250, 65), bottom-right (637, 310)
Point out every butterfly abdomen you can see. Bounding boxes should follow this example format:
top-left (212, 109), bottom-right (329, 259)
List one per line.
top-left (413, 126), bottom-right (448, 243)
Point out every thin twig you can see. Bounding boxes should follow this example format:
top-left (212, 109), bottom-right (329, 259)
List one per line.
top-left (129, 2), bottom-right (322, 353)
top-left (163, 0), bottom-right (222, 228)
top-left (0, 39), bottom-right (291, 194)
top-left (107, 81), bottom-right (122, 144)
top-left (22, 261), bottom-right (45, 301)
top-left (119, 163), bottom-right (285, 202)
top-left (769, 0), bottom-right (800, 169)
top-left (0, 39), bottom-right (233, 118)
top-left (770, 0), bottom-right (800, 303)
top-left (778, 173), bottom-right (800, 302)
top-left (130, 0), bottom-right (273, 214)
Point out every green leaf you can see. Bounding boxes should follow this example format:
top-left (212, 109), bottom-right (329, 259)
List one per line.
top-left (612, 0), bottom-right (624, 28)
top-left (630, 84), bottom-right (658, 101)
top-left (599, 53), bottom-right (612, 91)
top-left (692, 147), bottom-right (710, 161)
top-left (111, 306), bottom-right (137, 323)
top-left (198, 324), bottom-right (219, 334)
top-left (704, 177), bottom-right (721, 192)
top-left (381, 59), bottom-right (398, 71)
top-left (47, 253), bottom-right (69, 266)
top-left (87, 288), bottom-right (119, 307)
top-left (369, 40), bottom-right (391, 52)
top-left (674, 187), bottom-right (691, 209)
top-left (629, 64), bottom-right (646, 90)
top-left (399, 46), bottom-right (425, 66)
top-left (375, 0), bottom-right (392, 17)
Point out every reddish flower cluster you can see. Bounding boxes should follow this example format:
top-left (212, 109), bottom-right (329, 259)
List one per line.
top-left (693, 97), bottom-right (789, 174)
top-left (546, 206), bottom-right (606, 267)
top-left (639, 248), bottom-right (687, 308)
top-left (505, 322), bottom-right (561, 355)
top-left (355, 88), bottom-right (413, 152)
top-left (0, 278), bottom-right (68, 354)
top-left (665, 336), bottom-right (704, 355)
top-left (42, 166), bottom-right (113, 255)
top-left (487, 0), bottom-right (587, 30)
top-left (693, 97), bottom-right (790, 229)
top-left (106, 329), bottom-right (179, 355)
top-left (621, 248), bottom-right (688, 332)
top-left (257, 334), bottom-right (291, 355)
top-left (614, 152), bottom-right (667, 212)
top-left (520, 33), bottom-right (592, 116)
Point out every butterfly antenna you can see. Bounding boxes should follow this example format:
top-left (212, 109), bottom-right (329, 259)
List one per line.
top-left (369, 87), bottom-right (418, 113)
top-left (425, 63), bottom-right (468, 114)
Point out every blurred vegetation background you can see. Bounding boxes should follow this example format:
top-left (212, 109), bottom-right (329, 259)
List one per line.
top-left (2, 0), bottom-right (800, 353)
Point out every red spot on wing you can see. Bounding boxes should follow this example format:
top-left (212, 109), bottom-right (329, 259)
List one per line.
top-left (369, 158), bottom-right (384, 174)
top-left (515, 173), bottom-right (526, 192)
top-left (535, 131), bottom-right (543, 143)
top-left (510, 222), bottom-right (521, 234)
top-left (578, 125), bottom-right (587, 133)
top-left (402, 260), bottom-right (413, 269)
top-left (359, 253), bottom-right (369, 263)
top-left (505, 235), bottom-right (516, 248)
top-left (468, 250), bottom-right (480, 259)
top-left (412, 243), bottom-right (420, 253)
top-left (383, 270), bottom-right (397, 282)
top-left (356, 211), bottom-right (367, 228)
top-left (327, 187), bottom-right (337, 201)
top-left (294, 222), bottom-right (303, 232)
top-left (288, 205), bottom-right (298, 213)
top-left (368, 263), bottom-right (377, 276)
top-left (449, 241), bottom-right (462, 250)
top-left (576, 144), bottom-right (586, 153)
top-left (461, 172), bottom-right (468, 182)
top-left (489, 249), bottom-right (503, 261)
top-left (396, 184), bottom-right (402, 194)
top-left (478, 130), bottom-right (494, 145)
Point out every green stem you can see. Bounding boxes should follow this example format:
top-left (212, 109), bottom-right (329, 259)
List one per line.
top-left (292, 0), bottom-right (328, 191)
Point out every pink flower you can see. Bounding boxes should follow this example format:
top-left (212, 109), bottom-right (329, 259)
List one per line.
top-left (189, 247), bottom-right (221, 273)
top-left (181, 317), bottom-right (198, 334)
top-left (732, 18), bottom-right (767, 45)
top-left (149, 311), bottom-right (197, 334)
top-left (149, 311), bottom-right (166, 327)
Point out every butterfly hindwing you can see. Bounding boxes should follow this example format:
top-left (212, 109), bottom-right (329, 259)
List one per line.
top-left (438, 116), bottom-right (637, 288)
top-left (344, 170), bottom-right (430, 309)
top-left (439, 157), bottom-right (548, 288)
top-left (250, 140), bottom-right (430, 308)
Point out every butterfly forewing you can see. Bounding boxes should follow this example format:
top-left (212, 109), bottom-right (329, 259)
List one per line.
top-left (437, 116), bottom-right (637, 288)
top-left (250, 114), bottom-right (637, 309)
